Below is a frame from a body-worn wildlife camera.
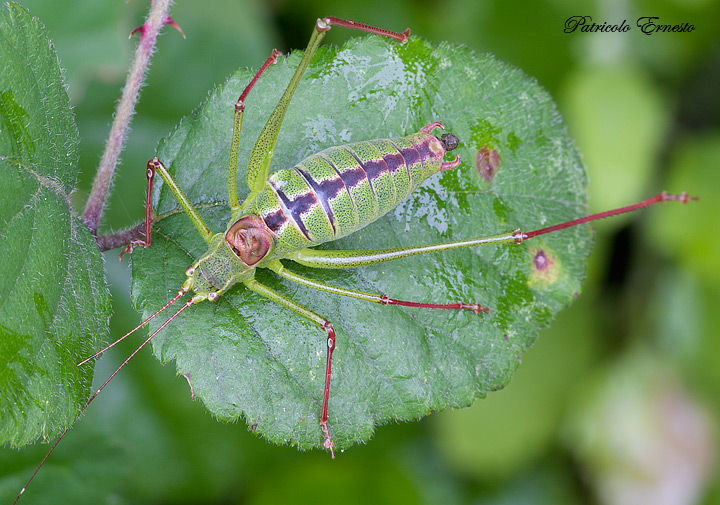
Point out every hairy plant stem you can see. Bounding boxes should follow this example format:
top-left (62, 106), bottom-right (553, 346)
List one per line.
top-left (82, 0), bottom-right (176, 236)
top-left (96, 222), bottom-right (147, 252)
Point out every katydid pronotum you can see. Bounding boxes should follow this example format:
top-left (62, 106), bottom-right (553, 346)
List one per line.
top-left (14, 15), bottom-right (697, 503)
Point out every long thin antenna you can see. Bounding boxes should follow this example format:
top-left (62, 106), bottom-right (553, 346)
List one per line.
top-left (13, 294), bottom-right (196, 504)
top-left (78, 288), bottom-right (187, 366)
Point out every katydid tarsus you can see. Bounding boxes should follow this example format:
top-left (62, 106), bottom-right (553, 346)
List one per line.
top-left (14, 15), bottom-right (697, 503)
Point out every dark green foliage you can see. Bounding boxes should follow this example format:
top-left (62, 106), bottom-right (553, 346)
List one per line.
top-left (0, 3), bottom-right (110, 447)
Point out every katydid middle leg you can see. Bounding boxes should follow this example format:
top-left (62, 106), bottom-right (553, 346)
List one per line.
top-left (228, 49), bottom-right (281, 214)
top-left (268, 260), bottom-right (490, 313)
top-left (242, 278), bottom-right (338, 457)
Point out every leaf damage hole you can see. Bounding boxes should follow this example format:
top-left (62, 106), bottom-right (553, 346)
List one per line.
top-left (476, 146), bottom-right (500, 182)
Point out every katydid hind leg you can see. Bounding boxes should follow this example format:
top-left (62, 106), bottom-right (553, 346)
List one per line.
top-left (228, 48), bottom-right (280, 213)
top-left (289, 192), bottom-right (697, 271)
top-left (519, 191), bottom-right (698, 241)
top-left (243, 17), bottom-right (410, 195)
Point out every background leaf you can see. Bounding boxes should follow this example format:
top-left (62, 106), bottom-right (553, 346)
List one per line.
top-left (130, 36), bottom-right (590, 450)
top-left (0, 3), bottom-right (110, 447)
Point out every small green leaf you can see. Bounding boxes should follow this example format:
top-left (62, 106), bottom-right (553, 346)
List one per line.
top-left (131, 36), bottom-right (590, 450)
top-left (0, 3), bottom-right (110, 447)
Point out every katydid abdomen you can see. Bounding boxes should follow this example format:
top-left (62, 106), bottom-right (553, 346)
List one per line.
top-left (244, 126), bottom-right (460, 255)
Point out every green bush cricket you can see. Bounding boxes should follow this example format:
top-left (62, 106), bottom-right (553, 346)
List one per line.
top-left (13, 15), bottom-right (696, 503)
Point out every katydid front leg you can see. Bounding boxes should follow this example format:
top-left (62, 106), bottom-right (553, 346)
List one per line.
top-left (120, 48), bottom-right (282, 257)
top-left (120, 158), bottom-right (213, 258)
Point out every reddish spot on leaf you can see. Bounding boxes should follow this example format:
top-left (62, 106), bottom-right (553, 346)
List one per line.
top-left (476, 146), bottom-right (500, 182)
top-left (533, 249), bottom-right (550, 271)
top-left (528, 246), bottom-right (559, 287)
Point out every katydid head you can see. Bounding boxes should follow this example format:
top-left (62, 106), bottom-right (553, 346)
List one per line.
top-left (182, 215), bottom-right (273, 299)
top-left (184, 231), bottom-right (261, 299)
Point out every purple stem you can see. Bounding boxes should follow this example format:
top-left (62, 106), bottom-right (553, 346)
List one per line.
top-left (82, 0), bottom-right (176, 235)
top-left (96, 222), bottom-right (147, 252)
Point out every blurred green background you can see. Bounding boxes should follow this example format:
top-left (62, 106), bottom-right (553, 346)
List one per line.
top-left (1, 0), bottom-right (718, 503)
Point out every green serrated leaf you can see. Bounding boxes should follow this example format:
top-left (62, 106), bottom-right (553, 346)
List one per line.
top-left (0, 3), bottom-right (110, 447)
top-left (131, 35), bottom-right (590, 451)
